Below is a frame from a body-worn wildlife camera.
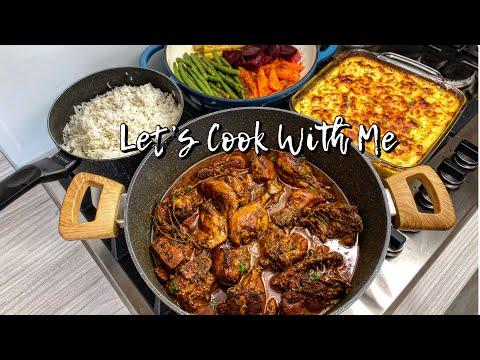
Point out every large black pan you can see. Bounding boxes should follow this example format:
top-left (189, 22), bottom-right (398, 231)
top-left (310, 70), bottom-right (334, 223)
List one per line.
top-left (0, 67), bottom-right (183, 212)
top-left (58, 108), bottom-right (456, 315)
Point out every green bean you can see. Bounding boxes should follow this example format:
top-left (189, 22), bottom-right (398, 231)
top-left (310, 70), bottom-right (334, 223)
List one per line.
top-left (206, 74), bottom-right (221, 83)
top-left (185, 62), bottom-right (214, 96)
top-left (219, 78), bottom-right (238, 99)
top-left (209, 82), bottom-right (230, 98)
top-left (192, 54), bottom-right (211, 74)
top-left (212, 50), bottom-right (224, 66)
top-left (173, 62), bottom-right (183, 83)
top-left (239, 85), bottom-right (245, 99)
top-left (187, 66), bottom-right (213, 95)
top-left (218, 53), bottom-right (233, 68)
top-left (178, 54), bottom-right (215, 96)
top-left (181, 54), bottom-right (203, 78)
top-left (205, 58), bottom-right (240, 75)
top-left (182, 53), bottom-right (196, 68)
top-left (176, 62), bottom-right (190, 84)
top-left (178, 63), bottom-right (200, 91)
top-left (218, 71), bottom-right (243, 92)
top-left (209, 85), bottom-right (219, 97)
top-left (200, 57), bottom-right (229, 83)
top-left (190, 54), bottom-right (208, 78)
top-left (216, 71), bottom-right (244, 98)
top-left (184, 54), bottom-right (204, 78)
top-left (199, 56), bottom-right (218, 77)
top-left (197, 56), bottom-right (238, 98)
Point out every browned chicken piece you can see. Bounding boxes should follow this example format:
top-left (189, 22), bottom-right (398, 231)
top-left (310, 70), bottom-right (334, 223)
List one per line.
top-left (150, 236), bottom-right (194, 271)
top-left (197, 153), bottom-right (248, 179)
top-left (299, 203), bottom-right (363, 246)
top-left (229, 201), bottom-right (269, 246)
top-left (260, 224), bottom-right (308, 271)
top-left (154, 267), bottom-right (169, 283)
top-left (251, 155), bottom-right (276, 182)
top-left (211, 245), bottom-right (251, 284)
top-left (270, 247), bottom-right (350, 314)
top-left (198, 179), bottom-right (239, 217)
top-left (171, 187), bottom-right (203, 219)
top-left (270, 246), bottom-right (345, 291)
top-left (258, 178), bottom-right (284, 207)
top-left (275, 152), bottom-right (335, 200)
top-left (153, 201), bottom-right (169, 222)
top-left (280, 275), bottom-right (350, 315)
top-left (271, 189), bottom-right (325, 228)
top-left (217, 266), bottom-right (266, 315)
top-left (166, 255), bottom-right (215, 313)
top-left (224, 173), bottom-right (256, 206)
top-left (193, 202), bottom-right (228, 249)
top-left (264, 298), bottom-right (279, 315)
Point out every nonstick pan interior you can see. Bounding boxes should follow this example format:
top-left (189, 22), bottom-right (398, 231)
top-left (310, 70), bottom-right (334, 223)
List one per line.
top-left (48, 67), bottom-right (184, 161)
top-left (125, 107), bottom-right (390, 314)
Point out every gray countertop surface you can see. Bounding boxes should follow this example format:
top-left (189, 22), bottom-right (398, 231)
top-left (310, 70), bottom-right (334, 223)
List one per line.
top-left (0, 153), bottom-right (129, 315)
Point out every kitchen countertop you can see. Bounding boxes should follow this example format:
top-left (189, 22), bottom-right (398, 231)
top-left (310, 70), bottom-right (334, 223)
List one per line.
top-left (0, 152), bottom-right (129, 314)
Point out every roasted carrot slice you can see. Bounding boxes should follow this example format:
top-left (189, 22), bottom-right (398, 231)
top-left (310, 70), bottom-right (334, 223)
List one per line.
top-left (262, 64), bottom-right (272, 77)
top-left (269, 66), bottom-right (283, 91)
top-left (278, 59), bottom-right (304, 72)
top-left (276, 67), bottom-right (301, 82)
top-left (257, 67), bottom-right (269, 97)
top-left (240, 67), bottom-right (258, 98)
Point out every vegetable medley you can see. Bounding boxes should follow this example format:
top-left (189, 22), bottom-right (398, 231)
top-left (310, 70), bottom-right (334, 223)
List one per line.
top-left (172, 45), bottom-right (304, 99)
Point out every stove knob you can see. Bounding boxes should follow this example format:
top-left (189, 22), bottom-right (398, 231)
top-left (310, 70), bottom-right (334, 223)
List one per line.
top-left (387, 227), bottom-right (407, 258)
top-left (416, 185), bottom-right (434, 210)
top-left (454, 139), bottom-right (478, 170)
top-left (437, 158), bottom-right (467, 190)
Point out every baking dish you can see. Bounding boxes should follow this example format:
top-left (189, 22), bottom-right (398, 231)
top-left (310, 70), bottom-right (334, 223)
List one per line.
top-left (290, 49), bottom-right (467, 178)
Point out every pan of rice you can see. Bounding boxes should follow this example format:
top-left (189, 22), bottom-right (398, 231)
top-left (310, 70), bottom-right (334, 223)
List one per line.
top-left (0, 67), bottom-right (184, 212)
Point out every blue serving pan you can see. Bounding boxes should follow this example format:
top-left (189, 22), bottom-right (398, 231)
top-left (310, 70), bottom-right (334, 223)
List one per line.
top-left (139, 45), bottom-right (338, 109)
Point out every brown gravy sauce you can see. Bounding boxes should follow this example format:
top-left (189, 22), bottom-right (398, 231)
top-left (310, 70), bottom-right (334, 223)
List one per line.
top-left (152, 151), bottom-right (359, 315)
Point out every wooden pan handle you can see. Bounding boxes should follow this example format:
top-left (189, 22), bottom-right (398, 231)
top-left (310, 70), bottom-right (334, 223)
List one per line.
top-left (59, 172), bottom-right (126, 241)
top-left (384, 165), bottom-right (456, 231)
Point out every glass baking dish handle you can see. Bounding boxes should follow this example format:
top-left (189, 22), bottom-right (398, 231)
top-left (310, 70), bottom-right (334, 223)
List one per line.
top-left (378, 52), bottom-right (443, 80)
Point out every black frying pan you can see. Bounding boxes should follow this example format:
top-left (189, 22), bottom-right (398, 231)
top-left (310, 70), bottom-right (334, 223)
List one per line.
top-left (0, 67), bottom-right (183, 212)
top-left (58, 108), bottom-right (456, 315)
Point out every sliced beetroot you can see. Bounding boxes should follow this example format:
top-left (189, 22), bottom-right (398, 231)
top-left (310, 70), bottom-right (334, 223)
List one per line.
top-left (220, 45), bottom-right (300, 71)
top-left (241, 45), bottom-right (261, 58)
top-left (238, 55), bottom-right (247, 68)
top-left (290, 51), bottom-right (302, 64)
top-left (244, 52), bottom-right (265, 71)
top-left (271, 45), bottom-right (280, 59)
top-left (256, 45), bottom-right (270, 51)
top-left (279, 45), bottom-right (298, 60)
top-left (222, 50), bottom-right (242, 66)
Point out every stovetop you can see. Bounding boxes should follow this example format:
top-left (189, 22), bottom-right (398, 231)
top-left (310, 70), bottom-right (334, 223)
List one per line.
top-left (46, 45), bottom-right (478, 315)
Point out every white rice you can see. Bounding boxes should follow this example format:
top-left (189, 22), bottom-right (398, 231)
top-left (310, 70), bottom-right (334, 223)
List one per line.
top-left (62, 83), bottom-right (181, 159)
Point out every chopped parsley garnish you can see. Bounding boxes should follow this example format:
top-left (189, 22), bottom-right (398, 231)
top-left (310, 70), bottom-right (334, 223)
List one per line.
top-left (269, 155), bottom-right (277, 162)
top-left (210, 297), bottom-right (217, 307)
top-left (408, 99), bottom-right (415, 106)
top-left (170, 282), bottom-right (179, 293)
top-left (239, 262), bottom-right (248, 275)
top-left (308, 271), bottom-right (322, 281)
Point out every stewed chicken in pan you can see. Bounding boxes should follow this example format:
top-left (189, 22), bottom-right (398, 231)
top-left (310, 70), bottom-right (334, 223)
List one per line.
top-left (149, 151), bottom-right (363, 315)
